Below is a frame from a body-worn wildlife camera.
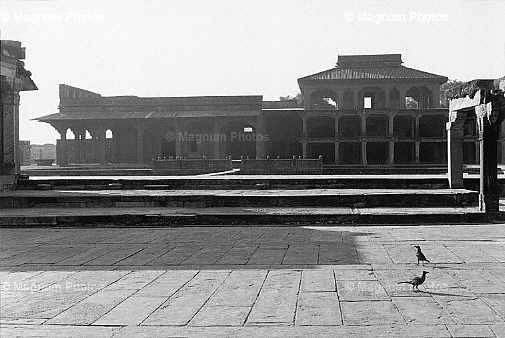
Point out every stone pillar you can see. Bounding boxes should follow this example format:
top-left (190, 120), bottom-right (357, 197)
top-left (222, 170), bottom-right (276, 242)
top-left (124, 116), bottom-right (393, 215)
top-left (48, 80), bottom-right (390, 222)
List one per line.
top-left (72, 129), bottom-right (83, 164)
top-left (57, 128), bottom-right (68, 166)
top-left (302, 142), bottom-right (307, 158)
top-left (389, 113), bottom-right (394, 165)
top-left (361, 112), bottom-right (367, 165)
top-left (1, 92), bottom-right (20, 175)
top-left (97, 129), bottom-right (106, 164)
top-left (213, 119), bottom-right (220, 159)
top-left (136, 125), bottom-right (145, 163)
top-left (334, 115), bottom-right (339, 164)
top-left (302, 116), bottom-right (308, 136)
top-left (414, 114), bottom-right (420, 164)
top-left (415, 142), bottom-right (420, 165)
top-left (476, 102), bottom-right (502, 212)
top-left (90, 129), bottom-right (102, 164)
top-left (334, 141), bottom-right (339, 164)
top-left (362, 142), bottom-right (367, 166)
top-left (110, 129), bottom-right (117, 163)
top-left (174, 120), bottom-right (182, 157)
top-left (399, 87), bottom-right (407, 109)
top-left (446, 111), bottom-right (467, 189)
top-left (385, 88), bottom-right (391, 108)
top-left (255, 116), bottom-right (266, 159)
top-left (353, 89), bottom-right (360, 108)
top-left (336, 92), bottom-right (344, 110)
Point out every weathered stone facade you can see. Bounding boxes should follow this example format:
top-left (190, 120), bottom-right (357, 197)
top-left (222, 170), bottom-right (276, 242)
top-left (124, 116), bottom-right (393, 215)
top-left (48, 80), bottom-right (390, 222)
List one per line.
top-left (1, 40), bottom-right (37, 189)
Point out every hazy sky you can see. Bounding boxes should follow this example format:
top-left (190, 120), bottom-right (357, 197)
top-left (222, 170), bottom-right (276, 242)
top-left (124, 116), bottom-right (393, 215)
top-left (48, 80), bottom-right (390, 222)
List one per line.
top-left (1, 0), bottom-right (504, 144)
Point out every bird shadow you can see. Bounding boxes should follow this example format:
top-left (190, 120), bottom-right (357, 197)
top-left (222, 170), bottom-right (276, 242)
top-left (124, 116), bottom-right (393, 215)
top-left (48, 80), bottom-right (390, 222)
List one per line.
top-left (416, 290), bottom-right (469, 297)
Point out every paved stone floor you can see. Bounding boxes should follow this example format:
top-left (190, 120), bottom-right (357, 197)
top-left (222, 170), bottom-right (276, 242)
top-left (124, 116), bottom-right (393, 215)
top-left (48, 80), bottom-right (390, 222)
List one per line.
top-left (1, 224), bottom-right (505, 337)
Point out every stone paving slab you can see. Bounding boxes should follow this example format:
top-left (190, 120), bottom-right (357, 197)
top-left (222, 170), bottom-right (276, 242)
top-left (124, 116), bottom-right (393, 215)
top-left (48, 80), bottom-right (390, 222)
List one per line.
top-left (1, 225), bottom-right (505, 336)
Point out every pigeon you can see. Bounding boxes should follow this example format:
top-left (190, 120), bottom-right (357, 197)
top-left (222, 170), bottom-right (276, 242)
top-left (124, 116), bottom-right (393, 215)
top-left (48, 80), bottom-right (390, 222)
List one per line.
top-left (398, 271), bottom-right (429, 291)
top-left (414, 245), bottom-right (430, 265)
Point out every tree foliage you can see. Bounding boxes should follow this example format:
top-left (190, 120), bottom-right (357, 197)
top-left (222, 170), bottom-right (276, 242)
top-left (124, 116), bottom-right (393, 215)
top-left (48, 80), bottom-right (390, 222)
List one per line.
top-left (279, 93), bottom-right (304, 106)
top-left (440, 79), bottom-right (466, 107)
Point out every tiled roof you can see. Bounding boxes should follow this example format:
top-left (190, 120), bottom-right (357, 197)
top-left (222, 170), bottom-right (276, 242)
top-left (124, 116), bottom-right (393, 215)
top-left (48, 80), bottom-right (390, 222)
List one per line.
top-left (298, 66), bottom-right (447, 82)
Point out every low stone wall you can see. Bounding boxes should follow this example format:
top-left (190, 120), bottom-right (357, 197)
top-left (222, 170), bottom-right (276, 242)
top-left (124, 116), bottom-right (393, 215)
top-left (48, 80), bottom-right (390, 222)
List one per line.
top-left (152, 158), bottom-right (233, 175)
top-left (241, 158), bottom-right (323, 174)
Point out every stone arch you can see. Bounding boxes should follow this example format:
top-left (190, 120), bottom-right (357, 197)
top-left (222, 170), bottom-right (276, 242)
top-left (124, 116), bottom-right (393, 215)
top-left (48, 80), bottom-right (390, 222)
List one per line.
top-left (358, 87), bottom-right (387, 109)
top-left (406, 86), bottom-right (433, 110)
top-left (310, 88), bottom-right (338, 109)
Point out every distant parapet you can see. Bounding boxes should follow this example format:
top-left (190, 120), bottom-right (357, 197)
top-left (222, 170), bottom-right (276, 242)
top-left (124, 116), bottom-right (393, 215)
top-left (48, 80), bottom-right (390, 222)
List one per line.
top-left (59, 84), bottom-right (101, 103)
top-left (496, 76), bottom-right (505, 92)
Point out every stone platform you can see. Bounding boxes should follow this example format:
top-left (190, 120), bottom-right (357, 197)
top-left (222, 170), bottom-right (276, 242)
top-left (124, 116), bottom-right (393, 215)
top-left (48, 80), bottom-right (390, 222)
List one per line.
top-left (0, 188), bottom-right (478, 208)
top-left (1, 174), bottom-right (494, 225)
top-left (1, 224), bottom-right (504, 337)
top-left (16, 174), bottom-right (505, 194)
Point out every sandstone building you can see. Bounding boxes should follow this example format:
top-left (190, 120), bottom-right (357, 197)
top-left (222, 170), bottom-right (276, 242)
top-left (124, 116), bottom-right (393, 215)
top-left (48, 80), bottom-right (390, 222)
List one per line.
top-left (37, 54), bottom-right (484, 167)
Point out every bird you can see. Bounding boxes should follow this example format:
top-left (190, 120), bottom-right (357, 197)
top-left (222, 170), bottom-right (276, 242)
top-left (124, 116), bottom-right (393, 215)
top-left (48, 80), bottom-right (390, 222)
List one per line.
top-left (414, 245), bottom-right (430, 265)
top-left (398, 271), bottom-right (429, 291)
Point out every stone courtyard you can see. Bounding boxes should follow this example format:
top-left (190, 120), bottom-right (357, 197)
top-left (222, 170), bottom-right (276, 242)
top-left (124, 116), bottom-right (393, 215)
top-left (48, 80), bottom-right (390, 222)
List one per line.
top-left (1, 224), bottom-right (505, 337)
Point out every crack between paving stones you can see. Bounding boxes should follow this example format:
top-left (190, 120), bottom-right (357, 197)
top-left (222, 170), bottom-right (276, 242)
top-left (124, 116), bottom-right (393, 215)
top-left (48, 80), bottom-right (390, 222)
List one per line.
top-left (243, 269), bottom-right (269, 326)
top-left (333, 269), bottom-right (344, 326)
top-left (185, 270), bottom-right (232, 326)
top-left (137, 270), bottom-right (202, 326)
top-left (292, 270), bottom-right (303, 326)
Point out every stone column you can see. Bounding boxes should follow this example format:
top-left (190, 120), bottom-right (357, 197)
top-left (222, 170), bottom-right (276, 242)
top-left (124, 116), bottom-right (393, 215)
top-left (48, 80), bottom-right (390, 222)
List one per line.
top-left (336, 92), bottom-right (344, 110)
top-left (110, 129), bottom-right (117, 163)
top-left (415, 142), bottom-right (420, 165)
top-left (97, 128), bottom-right (106, 164)
top-left (71, 129), bottom-right (83, 164)
top-left (57, 128), bottom-right (68, 166)
top-left (353, 89), bottom-right (360, 108)
top-left (302, 142), bottom-right (307, 158)
top-left (476, 102), bottom-right (502, 212)
top-left (174, 120), bottom-right (182, 157)
top-left (136, 125), bottom-right (145, 163)
top-left (1, 92), bottom-right (20, 175)
top-left (389, 113), bottom-right (395, 165)
top-left (334, 141), bottom-right (339, 164)
top-left (361, 112), bottom-right (367, 165)
top-left (213, 119), bottom-right (221, 159)
top-left (399, 87), bottom-right (407, 109)
top-left (385, 87), bottom-right (391, 108)
top-left (446, 111), bottom-right (467, 188)
top-left (255, 116), bottom-right (266, 159)
top-left (334, 115), bottom-right (339, 164)
top-left (414, 114), bottom-right (420, 164)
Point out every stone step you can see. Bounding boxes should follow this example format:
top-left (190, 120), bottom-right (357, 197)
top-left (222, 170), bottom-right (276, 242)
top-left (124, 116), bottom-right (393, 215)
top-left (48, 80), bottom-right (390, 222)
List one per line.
top-left (0, 189), bottom-right (479, 208)
top-left (0, 206), bottom-right (488, 227)
top-left (17, 175), bottom-right (454, 190)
